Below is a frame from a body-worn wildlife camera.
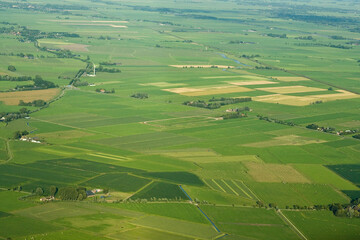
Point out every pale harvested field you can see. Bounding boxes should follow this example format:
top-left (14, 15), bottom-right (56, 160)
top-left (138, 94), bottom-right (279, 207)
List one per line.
top-left (60, 44), bottom-right (89, 52)
top-left (201, 76), bottom-right (244, 79)
top-left (254, 90), bottom-right (359, 106)
top-left (257, 85), bottom-right (326, 94)
top-left (272, 76), bottom-right (309, 82)
top-left (140, 82), bottom-right (186, 87)
top-left (254, 94), bottom-right (312, 106)
top-left (62, 23), bottom-right (128, 28)
top-left (0, 88), bottom-right (60, 105)
top-left (46, 20), bottom-right (129, 23)
top-left (245, 162), bottom-right (310, 183)
top-left (243, 135), bottom-right (326, 147)
top-left (227, 80), bottom-right (277, 86)
top-left (164, 86), bottom-right (253, 96)
top-left (169, 65), bottom-right (235, 69)
top-left (339, 121), bottom-right (360, 128)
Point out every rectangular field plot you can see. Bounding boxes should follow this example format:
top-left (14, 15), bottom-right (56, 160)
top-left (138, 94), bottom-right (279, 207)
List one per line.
top-left (283, 211), bottom-right (360, 240)
top-left (110, 227), bottom-right (193, 240)
top-left (201, 206), bottom-right (299, 240)
top-left (163, 86), bottom-right (253, 96)
top-left (244, 162), bottom-right (311, 183)
top-left (0, 216), bottom-right (60, 238)
top-left (110, 203), bottom-right (208, 224)
top-left (0, 88), bottom-right (60, 105)
top-left (272, 76), bottom-right (309, 82)
top-left (82, 173), bottom-right (151, 192)
top-left (257, 86), bottom-right (326, 94)
top-left (247, 182), bottom-right (349, 207)
top-left (131, 215), bottom-right (220, 239)
top-left (243, 135), bottom-right (326, 147)
top-left (227, 80), bottom-right (278, 86)
top-left (294, 164), bottom-right (359, 190)
top-left (326, 164), bottom-right (360, 186)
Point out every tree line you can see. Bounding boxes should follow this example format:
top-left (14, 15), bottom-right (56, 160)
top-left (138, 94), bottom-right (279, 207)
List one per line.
top-left (184, 97), bottom-right (252, 109)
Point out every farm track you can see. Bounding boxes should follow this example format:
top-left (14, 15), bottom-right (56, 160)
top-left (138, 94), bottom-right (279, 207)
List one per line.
top-left (276, 209), bottom-right (308, 240)
top-left (0, 138), bottom-right (13, 164)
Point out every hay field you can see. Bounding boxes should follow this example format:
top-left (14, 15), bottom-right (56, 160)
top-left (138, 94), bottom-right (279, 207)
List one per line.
top-left (170, 65), bottom-right (235, 68)
top-left (140, 82), bottom-right (186, 87)
top-left (163, 86), bottom-right (253, 96)
top-left (227, 80), bottom-right (278, 86)
top-left (243, 135), bottom-right (326, 147)
top-left (272, 76), bottom-right (309, 82)
top-left (0, 88), bottom-right (60, 105)
top-left (254, 90), bottom-right (359, 106)
top-left (257, 85), bottom-right (326, 94)
top-left (245, 162), bottom-right (311, 183)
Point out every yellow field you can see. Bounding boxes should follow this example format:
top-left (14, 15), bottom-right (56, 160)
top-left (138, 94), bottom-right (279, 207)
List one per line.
top-left (201, 76), bottom-right (244, 79)
top-left (0, 88), bottom-right (60, 105)
top-left (245, 162), bottom-right (311, 183)
top-left (272, 76), bottom-right (309, 82)
top-left (227, 80), bottom-right (277, 86)
top-left (254, 90), bottom-right (359, 106)
top-left (140, 82), bottom-right (186, 87)
top-left (169, 65), bottom-right (235, 69)
top-left (164, 86), bottom-right (253, 96)
top-left (257, 85), bottom-right (326, 94)
top-left (243, 135), bottom-right (326, 147)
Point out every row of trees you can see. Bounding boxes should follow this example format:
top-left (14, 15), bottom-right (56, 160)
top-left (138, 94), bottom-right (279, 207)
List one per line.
top-left (131, 93), bottom-right (149, 99)
top-left (0, 75), bottom-right (32, 82)
top-left (184, 97), bottom-right (252, 110)
top-left (19, 99), bottom-right (47, 107)
top-left (257, 115), bottom-right (296, 126)
top-left (33, 185), bottom-right (87, 201)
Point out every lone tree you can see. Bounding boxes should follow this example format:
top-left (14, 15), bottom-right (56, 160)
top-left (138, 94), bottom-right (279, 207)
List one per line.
top-left (8, 65), bottom-right (16, 72)
top-left (49, 185), bottom-right (58, 196)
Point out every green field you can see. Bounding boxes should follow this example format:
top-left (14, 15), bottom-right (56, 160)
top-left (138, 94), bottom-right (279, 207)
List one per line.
top-left (0, 0), bottom-right (360, 239)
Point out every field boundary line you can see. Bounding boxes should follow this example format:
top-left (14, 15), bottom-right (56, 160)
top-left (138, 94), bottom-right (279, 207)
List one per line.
top-left (203, 179), bottom-right (217, 191)
top-left (221, 179), bottom-right (239, 196)
top-left (237, 180), bottom-right (261, 201)
top-left (277, 209), bottom-right (308, 240)
top-left (0, 138), bottom-right (13, 164)
top-left (87, 153), bottom-right (130, 161)
top-left (211, 179), bottom-right (226, 193)
top-left (231, 180), bottom-right (252, 199)
top-left (124, 180), bottom-right (154, 201)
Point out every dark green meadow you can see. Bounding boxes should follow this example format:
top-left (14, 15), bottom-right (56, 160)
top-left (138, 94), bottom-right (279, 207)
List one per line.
top-left (0, 0), bottom-right (360, 239)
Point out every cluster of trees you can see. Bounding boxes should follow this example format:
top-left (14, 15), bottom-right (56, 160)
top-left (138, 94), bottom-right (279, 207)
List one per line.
top-left (306, 123), bottom-right (335, 133)
top-left (229, 40), bottom-right (255, 44)
top-left (0, 108), bottom-right (30, 123)
top-left (267, 33), bottom-right (287, 38)
top-left (14, 130), bottom-right (29, 139)
top-left (58, 186), bottom-right (87, 201)
top-left (241, 54), bottom-right (260, 58)
top-left (329, 199), bottom-right (360, 218)
top-left (352, 134), bottom-right (360, 139)
top-left (96, 88), bottom-right (115, 93)
top-left (14, 75), bottom-right (57, 91)
top-left (99, 61), bottom-right (118, 66)
top-left (19, 99), bottom-right (47, 107)
top-left (7, 65), bottom-right (16, 72)
top-left (295, 36), bottom-right (314, 40)
top-left (255, 66), bottom-right (273, 70)
top-left (222, 112), bottom-right (247, 120)
top-left (0, 75), bottom-right (32, 82)
top-left (257, 115), bottom-right (296, 126)
top-left (184, 97), bottom-right (252, 110)
top-left (311, 100), bottom-right (323, 105)
top-left (131, 93), bottom-right (148, 99)
top-left (97, 65), bottom-right (121, 73)
top-left (294, 42), bottom-right (352, 49)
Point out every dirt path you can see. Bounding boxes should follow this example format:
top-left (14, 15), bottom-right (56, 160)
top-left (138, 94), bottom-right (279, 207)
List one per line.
top-left (276, 209), bottom-right (308, 240)
top-left (0, 138), bottom-right (13, 164)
